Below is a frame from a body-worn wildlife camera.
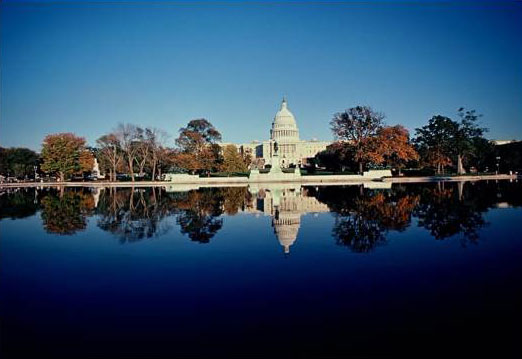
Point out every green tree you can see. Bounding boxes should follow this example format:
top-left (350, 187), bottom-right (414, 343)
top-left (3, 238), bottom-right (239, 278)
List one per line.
top-left (0, 147), bottom-right (39, 178)
top-left (315, 142), bottom-right (357, 172)
top-left (330, 106), bottom-right (385, 173)
top-left (414, 116), bottom-right (457, 175)
top-left (454, 108), bottom-right (488, 174)
top-left (41, 133), bottom-right (90, 181)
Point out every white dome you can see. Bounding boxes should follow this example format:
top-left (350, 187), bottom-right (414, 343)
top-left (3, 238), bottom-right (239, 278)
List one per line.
top-left (271, 97), bottom-right (299, 142)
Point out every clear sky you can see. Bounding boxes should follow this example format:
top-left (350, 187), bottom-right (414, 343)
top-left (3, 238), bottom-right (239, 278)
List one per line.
top-left (1, 1), bottom-right (521, 151)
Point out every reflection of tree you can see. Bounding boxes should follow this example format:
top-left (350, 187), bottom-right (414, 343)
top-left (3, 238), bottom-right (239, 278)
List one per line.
top-left (171, 188), bottom-right (225, 243)
top-left (96, 187), bottom-right (174, 243)
top-left (95, 187), bottom-right (250, 243)
top-left (311, 185), bottom-right (419, 252)
top-left (221, 187), bottom-right (252, 215)
top-left (414, 182), bottom-right (488, 245)
top-left (0, 188), bottom-right (39, 220)
top-left (40, 189), bottom-right (94, 235)
top-left (332, 213), bottom-right (386, 253)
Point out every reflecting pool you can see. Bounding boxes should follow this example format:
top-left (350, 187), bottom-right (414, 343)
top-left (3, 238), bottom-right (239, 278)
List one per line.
top-left (1, 180), bottom-right (521, 357)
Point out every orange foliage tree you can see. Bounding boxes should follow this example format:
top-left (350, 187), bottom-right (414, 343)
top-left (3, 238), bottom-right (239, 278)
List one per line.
top-left (330, 106), bottom-right (385, 173)
top-left (41, 133), bottom-right (90, 181)
top-left (375, 125), bottom-right (419, 175)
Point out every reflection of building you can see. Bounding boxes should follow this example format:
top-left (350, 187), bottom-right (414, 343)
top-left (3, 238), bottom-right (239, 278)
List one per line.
top-left (246, 185), bottom-right (329, 254)
top-left (223, 98), bottom-right (332, 168)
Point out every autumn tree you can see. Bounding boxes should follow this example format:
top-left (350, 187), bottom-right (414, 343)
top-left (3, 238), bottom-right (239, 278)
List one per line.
top-left (330, 106), bottom-right (385, 173)
top-left (174, 119), bottom-right (222, 175)
top-left (220, 144), bottom-right (249, 173)
top-left (41, 133), bottom-right (90, 181)
top-left (376, 125), bottom-right (419, 175)
top-left (79, 149), bottom-right (95, 175)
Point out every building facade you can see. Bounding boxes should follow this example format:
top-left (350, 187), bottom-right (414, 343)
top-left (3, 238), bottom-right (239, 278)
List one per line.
top-left (226, 98), bottom-right (331, 168)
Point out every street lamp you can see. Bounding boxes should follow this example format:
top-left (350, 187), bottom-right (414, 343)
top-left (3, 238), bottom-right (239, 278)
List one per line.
top-left (496, 156), bottom-right (501, 175)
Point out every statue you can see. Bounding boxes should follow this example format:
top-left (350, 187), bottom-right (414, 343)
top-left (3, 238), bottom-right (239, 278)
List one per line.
top-left (273, 141), bottom-right (279, 156)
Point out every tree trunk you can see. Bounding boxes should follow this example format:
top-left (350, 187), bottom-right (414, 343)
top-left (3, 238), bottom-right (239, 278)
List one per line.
top-left (457, 154), bottom-right (466, 175)
top-left (59, 172), bottom-right (65, 182)
top-left (112, 161), bottom-right (117, 181)
top-left (151, 159), bottom-right (157, 182)
top-left (128, 158), bottom-right (135, 182)
top-left (359, 162), bottom-right (363, 174)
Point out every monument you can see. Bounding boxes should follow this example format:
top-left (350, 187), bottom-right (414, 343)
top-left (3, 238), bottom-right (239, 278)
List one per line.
top-left (249, 140), bottom-right (302, 182)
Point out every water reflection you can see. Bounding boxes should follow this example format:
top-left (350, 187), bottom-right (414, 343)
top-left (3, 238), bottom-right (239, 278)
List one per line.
top-left (40, 189), bottom-right (94, 235)
top-left (1, 180), bottom-right (521, 251)
top-left (96, 187), bottom-right (175, 242)
top-left (249, 184), bottom-right (329, 253)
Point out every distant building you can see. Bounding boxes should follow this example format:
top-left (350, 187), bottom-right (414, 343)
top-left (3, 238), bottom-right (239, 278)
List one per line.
top-left (222, 98), bottom-right (332, 168)
top-left (491, 139), bottom-right (519, 146)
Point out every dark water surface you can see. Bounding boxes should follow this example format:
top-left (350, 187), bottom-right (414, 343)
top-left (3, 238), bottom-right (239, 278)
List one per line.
top-left (1, 181), bottom-right (521, 358)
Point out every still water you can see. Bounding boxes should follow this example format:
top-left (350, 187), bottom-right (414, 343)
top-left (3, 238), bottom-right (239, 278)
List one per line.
top-left (1, 181), bottom-right (521, 357)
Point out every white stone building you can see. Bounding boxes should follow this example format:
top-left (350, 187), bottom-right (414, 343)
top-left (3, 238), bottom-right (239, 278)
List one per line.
top-left (225, 98), bottom-right (331, 168)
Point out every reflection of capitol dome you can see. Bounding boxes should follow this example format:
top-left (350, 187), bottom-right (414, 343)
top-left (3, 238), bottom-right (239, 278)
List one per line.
top-left (271, 97), bottom-right (299, 143)
top-left (273, 212), bottom-right (301, 254)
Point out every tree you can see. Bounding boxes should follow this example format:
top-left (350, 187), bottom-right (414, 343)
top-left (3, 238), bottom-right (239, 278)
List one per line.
top-left (41, 133), bottom-right (89, 181)
top-left (454, 108), bottom-right (487, 174)
top-left (220, 144), bottom-right (249, 173)
top-left (0, 147), bottom-right (39, 178)
top-left (134, 127), bottom-right (149, 178)
top-left (96, 133), bottom-right (123, 181)
top-left (467, 137), bottom-right (495, 173)
top-left (176, 119), bottom-right (222, 153)
top-left (79, 149), bottom-right (95, 174)
top-left (146, 128), bottom-right (169, 181)
top-left (330, 106), bottom-right (385, 173)
top-left (175, 119), bottom-right (222, 175)
top-left (414, 116), bottom-right (457, 175)
top-left (315, 142), bottom-right (357, 172)
top-left (376, 125), bottom-right (419, 175)
top-left (415, 110), bottom-right (488, 175)
top-left (114, 124), bottom-right (141, 182)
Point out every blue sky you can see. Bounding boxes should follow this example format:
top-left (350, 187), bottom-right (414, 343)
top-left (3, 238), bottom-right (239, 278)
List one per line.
top-left (1, 1), bottom-right (521, 151)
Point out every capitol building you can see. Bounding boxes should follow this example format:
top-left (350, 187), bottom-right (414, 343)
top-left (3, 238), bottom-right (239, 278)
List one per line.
top-left (227, 98), bottom-right (332, 168)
